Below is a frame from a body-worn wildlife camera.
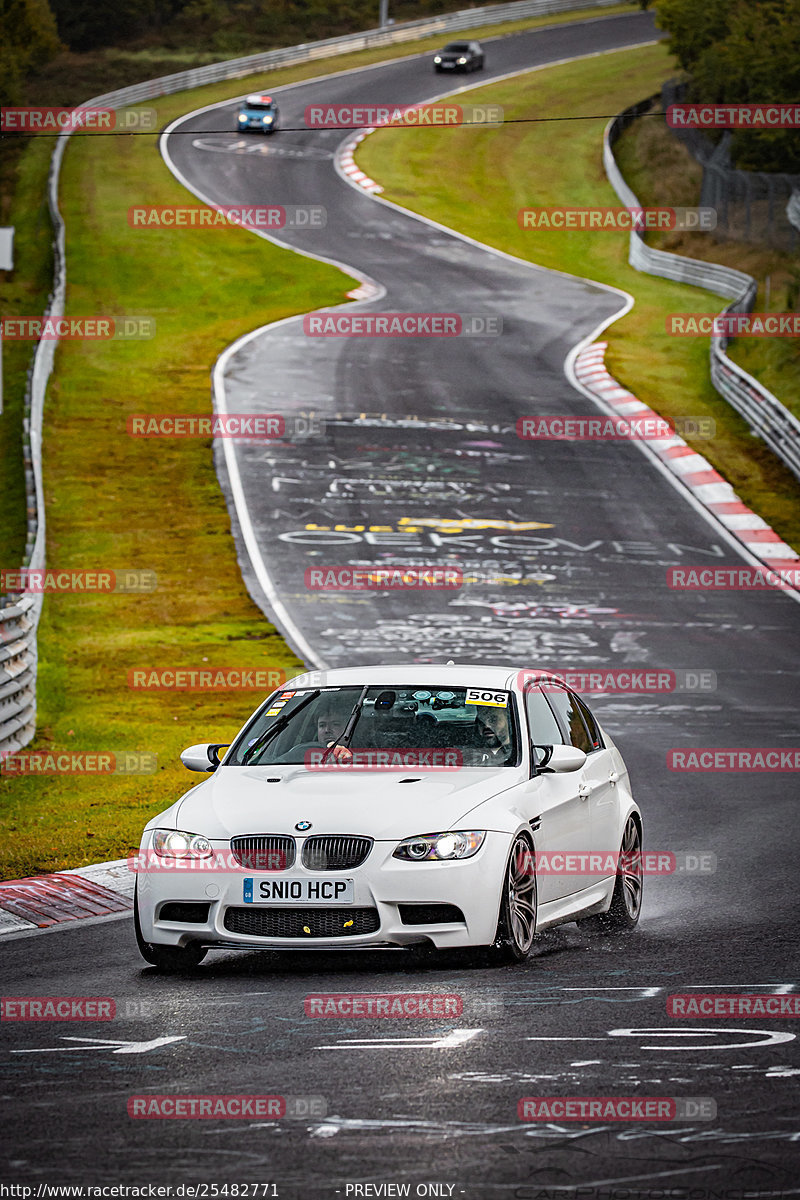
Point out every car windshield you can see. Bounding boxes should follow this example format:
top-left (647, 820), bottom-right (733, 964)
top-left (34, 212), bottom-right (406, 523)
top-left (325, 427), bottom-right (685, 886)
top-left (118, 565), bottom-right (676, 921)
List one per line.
top-left (226, 684), bottom-right (519, 767)
top-left (444, 43), bottom-right (470, 51)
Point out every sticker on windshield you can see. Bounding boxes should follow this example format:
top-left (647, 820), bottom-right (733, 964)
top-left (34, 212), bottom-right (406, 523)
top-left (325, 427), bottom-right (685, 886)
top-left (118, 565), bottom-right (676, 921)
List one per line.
top-left (279, 691), bottom-right (296, 699)
top-left (265, 708), bottom-right (281, 716)
top-left (465, 688), bottom-right (509, 708)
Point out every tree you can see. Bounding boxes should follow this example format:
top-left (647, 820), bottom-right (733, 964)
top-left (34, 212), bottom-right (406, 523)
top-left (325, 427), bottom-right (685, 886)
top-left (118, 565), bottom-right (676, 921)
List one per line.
top-left (656, 0), bottom-right (800, 171)
top-left (0, 0), bottom-right (62, 104)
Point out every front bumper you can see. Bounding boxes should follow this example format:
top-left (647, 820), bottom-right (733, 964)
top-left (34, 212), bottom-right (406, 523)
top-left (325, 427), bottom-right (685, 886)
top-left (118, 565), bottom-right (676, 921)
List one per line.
top-left (136, 833), bottom-right (510, 951)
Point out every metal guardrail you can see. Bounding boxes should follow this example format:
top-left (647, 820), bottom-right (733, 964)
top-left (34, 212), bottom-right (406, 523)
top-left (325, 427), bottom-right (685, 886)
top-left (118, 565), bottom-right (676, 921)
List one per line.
top-left (0, 0), bottom-right (619, 759)
top-left (604, 101), bottom-right (800, 484)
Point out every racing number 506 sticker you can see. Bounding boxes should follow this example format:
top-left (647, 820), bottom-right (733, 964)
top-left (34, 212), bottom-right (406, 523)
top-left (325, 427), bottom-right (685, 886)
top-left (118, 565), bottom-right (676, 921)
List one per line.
top-left (465, 688), bottom-right (509, 707)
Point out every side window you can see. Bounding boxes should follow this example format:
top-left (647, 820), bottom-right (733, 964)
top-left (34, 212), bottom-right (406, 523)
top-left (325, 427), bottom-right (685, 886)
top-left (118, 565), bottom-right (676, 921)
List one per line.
top-left (573, 694), bottom-right (603, 751)
top-left (525, 686), bottom-right (564, 750)
top-left (543, 687), bottom-right (594, 754)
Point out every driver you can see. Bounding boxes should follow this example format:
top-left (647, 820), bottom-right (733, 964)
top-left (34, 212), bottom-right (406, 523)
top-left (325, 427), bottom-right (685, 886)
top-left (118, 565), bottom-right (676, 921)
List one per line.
top-left (474, 705), bottom-right (514, 763)
top-left (273, 697), bottom-right (354, 764)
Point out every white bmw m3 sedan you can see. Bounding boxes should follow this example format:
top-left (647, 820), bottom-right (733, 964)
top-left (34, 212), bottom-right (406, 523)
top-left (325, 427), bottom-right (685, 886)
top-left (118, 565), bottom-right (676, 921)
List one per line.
top-left (134, 665), bottom-right (643, 970)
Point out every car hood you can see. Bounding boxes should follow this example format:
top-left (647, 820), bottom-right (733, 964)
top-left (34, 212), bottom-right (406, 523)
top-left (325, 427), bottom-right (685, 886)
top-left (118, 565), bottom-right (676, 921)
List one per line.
top-left (173, 764), bottom-right (524, 841)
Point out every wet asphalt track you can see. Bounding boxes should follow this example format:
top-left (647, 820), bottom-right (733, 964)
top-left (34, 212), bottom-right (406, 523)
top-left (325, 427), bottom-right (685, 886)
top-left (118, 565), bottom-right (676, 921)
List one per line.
top-left (2, 11), bottom-right (799, 1195)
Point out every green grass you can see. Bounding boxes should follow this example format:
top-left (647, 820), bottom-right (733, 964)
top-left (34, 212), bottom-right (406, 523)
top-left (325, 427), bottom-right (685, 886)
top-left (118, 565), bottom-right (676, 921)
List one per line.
top-left (614, 98), bottom-right (800, 428)
top-left (0, 84), bottom-right (353, 879)
top-left (0, 137), bottom-right (56, 571)
top-left (357, 41), bottom-right (800, 551)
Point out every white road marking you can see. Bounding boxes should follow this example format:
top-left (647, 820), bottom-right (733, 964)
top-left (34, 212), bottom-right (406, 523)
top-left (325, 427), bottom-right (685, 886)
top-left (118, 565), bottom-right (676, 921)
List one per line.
top-left (527, 1027), bottom-right (797, 1049)
top-left (316, 1029), bottom-right (482, 1050)
top-left (12, 1035), bottom-right (186, 1055)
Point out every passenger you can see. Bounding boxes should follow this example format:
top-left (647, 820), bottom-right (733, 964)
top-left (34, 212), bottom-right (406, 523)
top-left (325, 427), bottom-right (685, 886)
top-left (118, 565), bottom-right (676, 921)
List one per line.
top-left (474, 705), bottom-right (514, 763)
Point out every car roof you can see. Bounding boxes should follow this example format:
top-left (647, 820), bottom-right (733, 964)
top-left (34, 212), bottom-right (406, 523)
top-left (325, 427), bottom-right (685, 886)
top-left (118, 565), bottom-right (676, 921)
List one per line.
top-left (244, 94), bottom-right (274, 105)
top-left (286, 664), bottom-right (567, 692)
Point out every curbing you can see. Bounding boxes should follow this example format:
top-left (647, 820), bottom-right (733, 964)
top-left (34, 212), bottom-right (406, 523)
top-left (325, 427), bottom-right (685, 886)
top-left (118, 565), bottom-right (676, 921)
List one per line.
top-left (573, 343), bottom-right (800, 583)
top-left (0, 858), bottom-right (133, 934)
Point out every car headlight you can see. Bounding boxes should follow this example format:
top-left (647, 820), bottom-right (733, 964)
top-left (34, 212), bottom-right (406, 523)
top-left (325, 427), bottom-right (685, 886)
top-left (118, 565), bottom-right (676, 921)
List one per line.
top-left (153, 829), bottom-right (212, 859)
top-left (262, 115), bottom-right (273, 122)
top-left (433, 56), bottom-right (442, 63)
top-left (238, 114), bottom-right (247, 122)
top-left (458, 57), bottom-right (467, 64)
top-left (393, 831), bottom-right (485, 862)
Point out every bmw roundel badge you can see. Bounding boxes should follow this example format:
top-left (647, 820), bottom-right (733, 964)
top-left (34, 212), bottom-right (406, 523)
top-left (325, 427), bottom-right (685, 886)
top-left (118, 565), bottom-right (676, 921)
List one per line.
top-left (295, 820), bottom-right (312, 831)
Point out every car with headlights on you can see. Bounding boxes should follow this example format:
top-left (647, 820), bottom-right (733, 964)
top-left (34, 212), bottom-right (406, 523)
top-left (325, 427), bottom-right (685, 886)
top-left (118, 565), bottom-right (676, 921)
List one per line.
top-left (236, 93), bottom-right (279, 134)
top-left (134, 665), bottom-right (642, 970)
top-left (433, 41), bottom-right (485, 72)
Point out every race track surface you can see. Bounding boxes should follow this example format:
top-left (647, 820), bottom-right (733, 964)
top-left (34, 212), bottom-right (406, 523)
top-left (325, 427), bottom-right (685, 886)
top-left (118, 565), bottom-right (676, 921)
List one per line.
top-left (2, 12), bottom-right (799, 1195)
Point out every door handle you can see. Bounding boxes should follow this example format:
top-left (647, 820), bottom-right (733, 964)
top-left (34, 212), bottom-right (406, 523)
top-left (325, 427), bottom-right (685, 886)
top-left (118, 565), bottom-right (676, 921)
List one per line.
top-left (578, 783), bottom-right (592, 800)
top-left (608, 771), bottom-right (619, 786)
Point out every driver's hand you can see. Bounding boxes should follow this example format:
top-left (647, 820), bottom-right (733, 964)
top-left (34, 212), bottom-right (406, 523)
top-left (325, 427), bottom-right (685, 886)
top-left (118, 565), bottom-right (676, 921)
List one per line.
top-left (327, 743), bottom-right (353, 762)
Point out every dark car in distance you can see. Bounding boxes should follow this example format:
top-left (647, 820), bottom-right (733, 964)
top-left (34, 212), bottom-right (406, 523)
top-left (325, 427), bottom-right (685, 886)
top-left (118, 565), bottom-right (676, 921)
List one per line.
top-left (433, 41), bottom-right (485, 73)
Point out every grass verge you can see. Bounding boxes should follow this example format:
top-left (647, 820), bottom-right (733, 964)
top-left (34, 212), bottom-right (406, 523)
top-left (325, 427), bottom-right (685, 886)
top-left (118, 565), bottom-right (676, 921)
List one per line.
top-left (613, 98), bottom-right (800, 426)
top-left (0, 83), bottom-right (353, 879)
top-left (357, 40), bottom-right (800, 550)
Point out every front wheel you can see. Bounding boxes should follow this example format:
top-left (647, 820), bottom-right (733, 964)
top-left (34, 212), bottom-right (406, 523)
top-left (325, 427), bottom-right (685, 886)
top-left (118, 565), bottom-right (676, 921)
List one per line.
top-left (134, 884), bottom-right (207, 971)
top-left (491, 835), bottom-right (537, 962)
top-left (580, 815), bottom-right (643, 933)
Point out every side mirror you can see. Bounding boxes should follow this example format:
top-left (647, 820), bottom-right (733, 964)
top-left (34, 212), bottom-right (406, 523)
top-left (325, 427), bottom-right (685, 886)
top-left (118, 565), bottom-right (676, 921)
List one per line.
top-left (180, 743), bottom-right (230, 772)
top-left (531, 743), bottom-right (587, 774)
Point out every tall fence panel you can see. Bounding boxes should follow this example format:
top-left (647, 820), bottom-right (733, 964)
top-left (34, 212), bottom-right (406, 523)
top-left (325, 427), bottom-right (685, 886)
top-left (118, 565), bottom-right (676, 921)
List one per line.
top-left (604, 102), bottom-right (800, 484)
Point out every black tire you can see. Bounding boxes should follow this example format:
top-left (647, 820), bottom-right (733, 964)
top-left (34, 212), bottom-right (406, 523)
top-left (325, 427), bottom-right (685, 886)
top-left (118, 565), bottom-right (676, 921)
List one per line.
top-left (134, 883), bottom-right (208, 971)
top-left (491, 835), bottom-right (537, 962)
top-left (579, 815), bottom-right (643, 934)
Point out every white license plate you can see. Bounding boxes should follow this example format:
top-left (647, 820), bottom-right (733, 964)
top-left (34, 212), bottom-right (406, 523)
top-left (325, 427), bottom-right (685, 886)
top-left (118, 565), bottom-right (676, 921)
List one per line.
top-left (441, 62), bottom-right (455, 67)
top-left (243, 876), bottom-right (354, 904)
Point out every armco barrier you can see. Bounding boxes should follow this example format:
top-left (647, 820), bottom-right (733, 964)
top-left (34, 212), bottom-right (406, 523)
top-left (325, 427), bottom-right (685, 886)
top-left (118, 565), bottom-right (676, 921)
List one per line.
top-left (0, 0), bottom-right (618, 759)
top-left (604, 101), bottom-right (800, 484)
